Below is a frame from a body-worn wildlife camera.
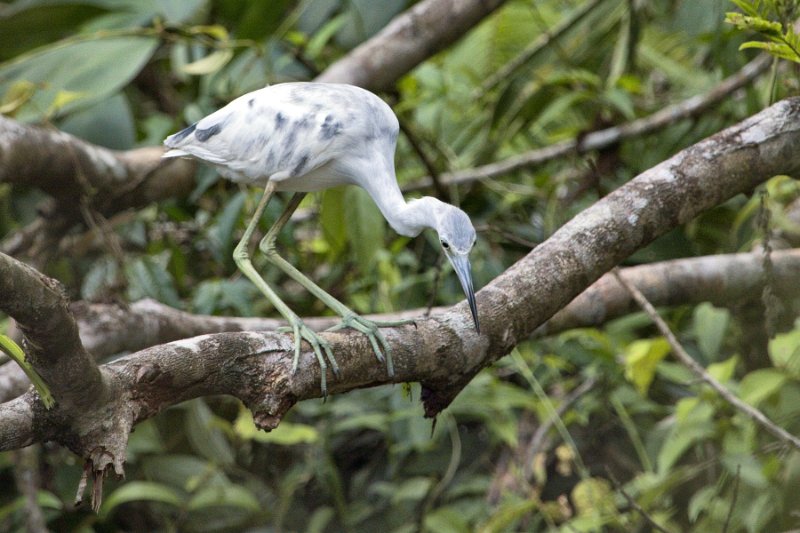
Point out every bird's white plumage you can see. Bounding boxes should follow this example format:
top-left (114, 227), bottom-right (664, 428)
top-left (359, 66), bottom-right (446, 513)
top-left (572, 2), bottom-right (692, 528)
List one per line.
top-left (164, 82), bottom-right (399, 193)
top-left (163, 81), bottom-right (480, 344)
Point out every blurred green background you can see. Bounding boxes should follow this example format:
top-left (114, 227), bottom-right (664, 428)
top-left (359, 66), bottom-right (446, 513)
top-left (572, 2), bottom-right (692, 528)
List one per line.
top-left (1, 0), bottom-right (799, 531)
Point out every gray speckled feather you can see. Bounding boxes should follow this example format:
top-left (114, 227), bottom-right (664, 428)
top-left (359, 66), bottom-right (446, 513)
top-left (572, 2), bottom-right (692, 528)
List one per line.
top-left (164, 82), bottom-right (399, 192)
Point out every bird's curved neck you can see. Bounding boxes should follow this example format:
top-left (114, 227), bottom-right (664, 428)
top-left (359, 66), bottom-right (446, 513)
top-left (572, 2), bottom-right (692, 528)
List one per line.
top-left (366, 182), bottom-right (437, 237)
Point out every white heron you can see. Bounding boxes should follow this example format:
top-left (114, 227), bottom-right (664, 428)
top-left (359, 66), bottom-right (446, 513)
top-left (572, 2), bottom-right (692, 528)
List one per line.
top-left (164, 82), bottom-right (479, 395)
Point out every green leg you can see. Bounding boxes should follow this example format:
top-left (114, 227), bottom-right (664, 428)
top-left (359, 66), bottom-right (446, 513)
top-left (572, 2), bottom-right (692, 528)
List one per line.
top-left (259, 193), bottom-right (413, 379)
top-left (233, 182), bottom-right (336, 396)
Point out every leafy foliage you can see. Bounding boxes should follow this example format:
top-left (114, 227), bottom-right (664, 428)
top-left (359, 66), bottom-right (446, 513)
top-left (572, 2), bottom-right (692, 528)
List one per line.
top-left (1, 0), bottom-right (800, 532)
top-left (726, 0), bottom-right (800, 63)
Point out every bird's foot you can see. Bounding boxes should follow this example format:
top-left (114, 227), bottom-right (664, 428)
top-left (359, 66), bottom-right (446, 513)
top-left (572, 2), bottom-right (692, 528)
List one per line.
top-left (327, 315), bottom-right (413, 378)
top-left (278, 318), bottom-right (340, 397)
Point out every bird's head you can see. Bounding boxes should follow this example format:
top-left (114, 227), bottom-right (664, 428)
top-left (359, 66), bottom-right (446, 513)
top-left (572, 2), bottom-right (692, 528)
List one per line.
top-left (434, 203), bottom-right (480, 333)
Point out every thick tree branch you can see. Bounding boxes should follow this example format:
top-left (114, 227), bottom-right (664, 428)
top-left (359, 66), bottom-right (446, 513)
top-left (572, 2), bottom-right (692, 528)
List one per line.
top-left (537, 248), bottom-right (800, 336)
top-left (3, 248), bottom-right (798, 402)
top-left (0, 120), bottom-right (195, 221)
top-left (0, 253), bottom-right (102, 411)
top-left (316, 0), bottom-right (507, 90)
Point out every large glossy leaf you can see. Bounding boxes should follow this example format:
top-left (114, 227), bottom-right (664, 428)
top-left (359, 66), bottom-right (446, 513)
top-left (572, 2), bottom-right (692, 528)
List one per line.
top-left (0, 36), bottom-right (158, 121)
top-left (320, 187), bottom-right (348, 257)
top-left (740, 368), bottom-right (788, 406)
top-left (344, 186), bottom-right (385, 271)
top-left (80, 0), bottom-right (206, 30)
top-left (142, 454), bottom-right (226, 490)
top-left (99, 481), bottom-right (183, 518)
top-left (0, 3), bottom-right (107, 61)
top-left (693, 302), bottom-right (730, 362)
top-left (59, 92), bottom-right (135, 149)
top-left (187, 484), bottom-right (260, 512)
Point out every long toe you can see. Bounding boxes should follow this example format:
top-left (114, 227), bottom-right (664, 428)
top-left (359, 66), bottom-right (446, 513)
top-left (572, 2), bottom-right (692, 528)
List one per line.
top-left (284, 318), bottom-right (339, 397)
top-left (330, 315), bottom-right (395, 378)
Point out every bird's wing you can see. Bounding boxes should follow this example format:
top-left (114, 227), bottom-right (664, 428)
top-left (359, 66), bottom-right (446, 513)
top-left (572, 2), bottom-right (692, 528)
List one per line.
top-left (163, 87), bottom-right (349, 182)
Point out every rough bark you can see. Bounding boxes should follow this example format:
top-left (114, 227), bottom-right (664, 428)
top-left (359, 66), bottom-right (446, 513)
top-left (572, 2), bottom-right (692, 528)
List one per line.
top-left (317, 0), bottom-right (507, 90)
top-left (0, 253), bottom-right (102, 411)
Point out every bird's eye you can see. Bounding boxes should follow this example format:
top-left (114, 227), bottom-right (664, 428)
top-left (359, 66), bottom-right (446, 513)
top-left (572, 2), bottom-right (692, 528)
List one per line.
top-left (441, 240), bottom-right (450, 249)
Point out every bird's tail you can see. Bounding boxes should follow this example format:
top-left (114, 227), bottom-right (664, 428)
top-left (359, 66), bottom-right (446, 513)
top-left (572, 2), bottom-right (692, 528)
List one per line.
top-left (162, 149), bottom-right (191, 159)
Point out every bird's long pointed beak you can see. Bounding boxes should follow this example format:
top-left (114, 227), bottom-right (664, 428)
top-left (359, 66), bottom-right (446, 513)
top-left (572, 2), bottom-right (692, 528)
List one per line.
top-left (448, 253), bottom-right (480, 334)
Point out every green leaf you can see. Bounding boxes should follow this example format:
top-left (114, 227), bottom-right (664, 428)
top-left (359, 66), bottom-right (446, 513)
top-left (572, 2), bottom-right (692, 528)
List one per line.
top-left (142, 455), bottom-right (223, 489)
top-left (768, 329), bottom-right (800, 376)
top-left (127, 419), bottom-right (164, 456)
top-left (60, 93), bottom-right (136, 150)
top-left (424, 507), bottom-right (471, 533)
top-left (571, 478), bottom-right (616, 518)
top-left (333, 412), bottom-right (389, 433)
top-left (478, 499), bottom-right (538, 533)
top-left (743, 491), bottom-right (774, 533)
top-left (728, 1), bottom-right (760, 17)
top-left (739, 41), bottom-right (800, 63)
top-left (100, 481), bottom-right (183, 518)
top-left (0, 334), bottom-right (54, 408)
top-left (740, 368), bottom-right (787, 406)
top-left (187, 484), bottom-right (260, 512)
top-left (688, 486), bottom-right (715, 522)
top-left (391, 477), bottom-right (433, 504)
top-left (693, 303), bottom-right (730, 361)
top-left (707, 355), bottom-right (737, 383)
top-left (234, 406), bottom-right (319, 445)
top-left (0, 4), bottom-right (106, 61)
top-left (0, 80), bottom-right (36, 115)
top-left (657, 398), bottom-right (715, 473)
top-left (721, 453), bottom-right (768, 489)
top-left (181, 49), bottom-right (234, 75)
top-left (47, 89), bottom-right (85, 115)
top-left (307, 506), bottom-right (336, 533)
top-left (624, 338), bottom-right (671, 395)
top-left (188, 24), bottom-right (231, 42)
top-left (0, 36), bottom-right (158, 121)
top-left (729, 14), bottom-right (783, 35)
top-left (344, 187), bottom-right (385, 270)
top-left (320, 188), bottom-right (347, 256)
top-left (305, 13), bottom-right (348, 59)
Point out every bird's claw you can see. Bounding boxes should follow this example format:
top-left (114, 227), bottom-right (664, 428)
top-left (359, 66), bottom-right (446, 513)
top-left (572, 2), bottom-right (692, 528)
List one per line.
top-left (283, 319), bottom-right (340, 397)
top-left (327, 315), bottom-right (411, 379)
